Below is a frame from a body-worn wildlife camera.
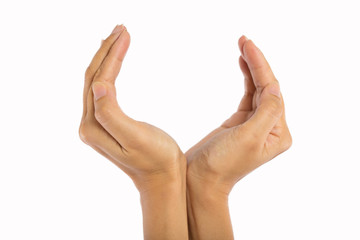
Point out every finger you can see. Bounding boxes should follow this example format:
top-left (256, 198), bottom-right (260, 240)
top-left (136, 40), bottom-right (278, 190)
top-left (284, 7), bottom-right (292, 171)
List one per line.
top-left (239, 55), bottom-right (255, 95)
top-left (82, 25), bottom-right (125, 120)
top-left (92, 81), bottom-right (140, 148)
top-left (84, 26), bottom-right (129, 121)
top-left (79, 119), bottom-right (129, 167)
top-left (92, 28), bottom-right (130, 84)
top-left (241, 82), bottom-right (283, 141)
top-left (238, 35), bottom-right (248, 56)
top-left (85, 25), bottom-right (125, 82)
top-left (273, 92), bottom-right (292, 149)
top-left (242, 39), bottom-right (277, 90)
top-left (237, 55), bottom-right (255, 111)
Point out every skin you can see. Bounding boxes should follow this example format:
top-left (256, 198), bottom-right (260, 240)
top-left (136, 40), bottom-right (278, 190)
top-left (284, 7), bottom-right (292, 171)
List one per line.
top-left (79, 25), bottom-right (292, 239)
top-left (185, 36), bottom-right (292, 240)
top-left (79, 25), bottom-right (188, 240)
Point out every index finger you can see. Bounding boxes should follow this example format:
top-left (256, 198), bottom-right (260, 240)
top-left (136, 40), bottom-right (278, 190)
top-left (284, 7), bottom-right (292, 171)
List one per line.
top-left (242, 39), bottom-right (278, 90)
top-left (81, 25), bottom-right (125, 120)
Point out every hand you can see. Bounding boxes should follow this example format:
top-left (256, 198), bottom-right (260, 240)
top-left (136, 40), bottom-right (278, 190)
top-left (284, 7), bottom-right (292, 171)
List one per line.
top-left (186, 36), bottom-right (292, 240)
top-left (79, 25), bottom-right (188, 239)
top-left (187, 36), bottom-right (292, 192)
top-left (79, 25), bottom-right (186, 192)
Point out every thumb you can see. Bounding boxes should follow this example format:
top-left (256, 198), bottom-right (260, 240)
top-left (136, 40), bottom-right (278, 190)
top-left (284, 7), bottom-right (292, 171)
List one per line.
top-left (92, 81), bottom-right (138, 147)
top-left (243, 82), bottom-right (283, 140)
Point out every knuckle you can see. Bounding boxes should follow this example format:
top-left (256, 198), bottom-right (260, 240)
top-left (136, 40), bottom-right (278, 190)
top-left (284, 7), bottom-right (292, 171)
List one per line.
top-left (94, 105), bottom-right (112, 124)
top-left (102, 38), bottom-right (113, 49)
top-left (270, 97), bottom-right (282, 109)
top-left (93, 66), bottom-right (102, 80)
top-left (79, 122), bottom-right (95, 144)
top-left (93, 66), bottom-right (111, 82)
top-left (265, 99), bottom-right (282, 118)
top-left (274, 77), bottom-right (280, 85)
top-left (85, 66), bottom-right (93, 80)
top-left (282, 132), bottom-right (293, 150)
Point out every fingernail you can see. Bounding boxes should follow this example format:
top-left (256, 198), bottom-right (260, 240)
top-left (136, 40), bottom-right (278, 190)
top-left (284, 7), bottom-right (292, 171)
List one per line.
top-left (111, 24), bottom-right (124, 34)
top-left (92, 82), bottom-right (107, 101)
top-left (243, 35), bottom-right (248, 41)
top-left (269, 83), bottom-right (281, 97)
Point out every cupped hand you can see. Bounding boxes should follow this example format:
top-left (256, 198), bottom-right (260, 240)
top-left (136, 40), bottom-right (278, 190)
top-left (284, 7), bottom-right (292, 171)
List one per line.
top-left (79, 25), bottom-right (186, 193)
top-left (186, 36), bottom-right (292, 194)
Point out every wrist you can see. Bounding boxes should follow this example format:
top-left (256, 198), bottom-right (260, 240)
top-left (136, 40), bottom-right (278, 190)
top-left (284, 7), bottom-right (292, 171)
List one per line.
top-left (187, 161), bottom-right (234, 198)
top-left (133, 155), bottom-right (187, 195)
top-left (140, 176), bottom-right (185, 201)
top-left (187, 172), bottom-right (229, 206)
top-left (186, 172), bottom-right (234, 240)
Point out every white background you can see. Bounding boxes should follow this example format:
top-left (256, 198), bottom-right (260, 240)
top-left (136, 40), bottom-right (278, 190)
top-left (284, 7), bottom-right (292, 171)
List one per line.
top-left (0, 0), bottom-right (359, 239)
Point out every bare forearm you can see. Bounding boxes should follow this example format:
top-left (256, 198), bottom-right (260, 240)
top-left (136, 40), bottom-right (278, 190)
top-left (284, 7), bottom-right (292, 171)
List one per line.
top-left (140, 178), bottom-right (188, 240)
top-left (187, 177), bottom-right (234, 240)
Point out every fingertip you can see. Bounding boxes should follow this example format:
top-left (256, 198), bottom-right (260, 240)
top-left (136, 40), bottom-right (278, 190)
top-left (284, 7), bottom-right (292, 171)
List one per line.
top-left (116, 27), bottom-right (131, 52)
top-left (243, 39), bottom-right (253, 60)
top-left (123, 28), bottom-right (131, 45)
top-left (111, 24), bottom-right (125, 35)
top-left (238, 35), bottom-right (248, 56)
top-left (243, 39), bottom-right (264, 61)
top-left (238, 35), bottom-right (248, 42)
top-left (120, 25), bottom-right (129, 37)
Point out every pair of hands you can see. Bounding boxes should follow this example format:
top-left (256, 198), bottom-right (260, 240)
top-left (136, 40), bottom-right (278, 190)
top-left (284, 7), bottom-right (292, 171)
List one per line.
top-left (79, 25), bottom-right (292, 240)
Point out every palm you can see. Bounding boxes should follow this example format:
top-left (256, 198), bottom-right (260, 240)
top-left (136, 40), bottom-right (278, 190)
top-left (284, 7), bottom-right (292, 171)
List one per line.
top-left (186, 88), bottom-right (282, 158)
top-left (185, 92), bottom-right (265, 185)
top-left (134, 121), bottom-right (184, 168)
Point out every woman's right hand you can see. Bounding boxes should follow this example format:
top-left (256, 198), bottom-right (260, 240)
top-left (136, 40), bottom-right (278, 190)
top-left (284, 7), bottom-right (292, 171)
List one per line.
top-left (79, 25), bottom-right (189, 240)
top-left (78, 25), bottom-right (186, 194)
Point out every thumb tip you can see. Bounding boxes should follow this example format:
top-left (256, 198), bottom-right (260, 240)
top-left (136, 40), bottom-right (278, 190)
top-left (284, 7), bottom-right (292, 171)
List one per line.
top-left (92, 82), bottom-right (107, 101)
